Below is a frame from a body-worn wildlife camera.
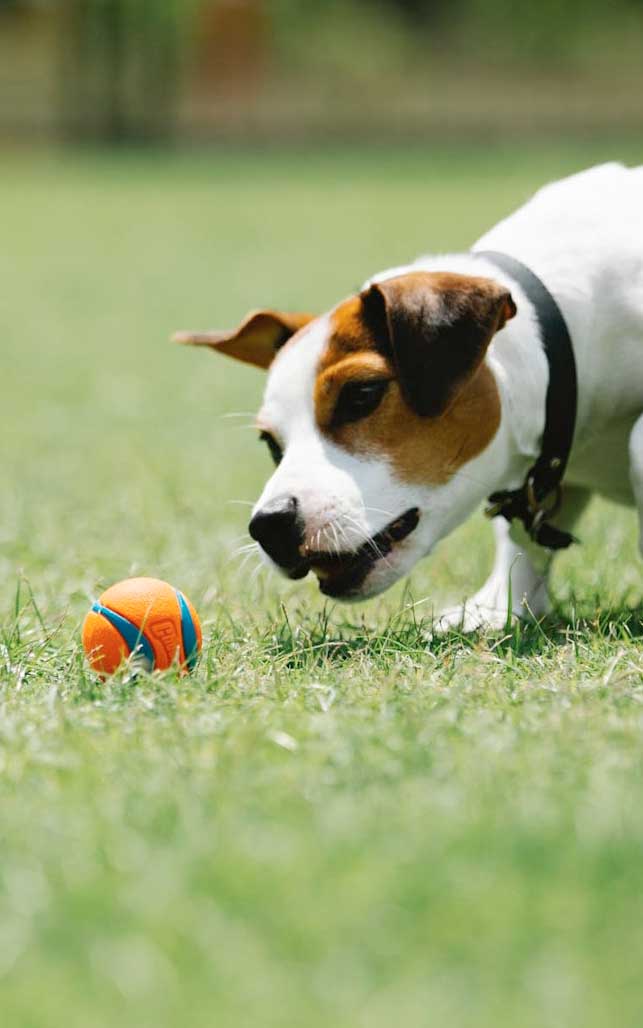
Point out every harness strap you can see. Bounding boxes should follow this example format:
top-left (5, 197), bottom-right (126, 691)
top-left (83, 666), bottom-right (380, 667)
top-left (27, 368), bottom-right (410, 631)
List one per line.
top-left (475, 250), bottom-right (578, 550)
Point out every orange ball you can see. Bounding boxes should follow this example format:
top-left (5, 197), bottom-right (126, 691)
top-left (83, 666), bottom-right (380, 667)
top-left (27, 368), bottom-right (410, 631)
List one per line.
top-left (82, 577), bottom-right (202, 677)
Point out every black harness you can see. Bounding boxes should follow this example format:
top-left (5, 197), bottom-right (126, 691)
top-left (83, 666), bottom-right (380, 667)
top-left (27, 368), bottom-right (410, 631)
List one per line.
top-left (475, 250), bottom-right (578, 550)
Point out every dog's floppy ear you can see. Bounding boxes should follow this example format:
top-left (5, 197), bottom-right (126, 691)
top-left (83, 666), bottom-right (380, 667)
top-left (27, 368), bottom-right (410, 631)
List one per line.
top-left (361, 272), bottom-right (516, 417)
top-left (173, 310), bottom-right (315, 370)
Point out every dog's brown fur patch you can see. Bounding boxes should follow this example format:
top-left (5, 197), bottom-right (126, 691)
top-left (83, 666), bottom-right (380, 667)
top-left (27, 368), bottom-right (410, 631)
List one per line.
top-left (315, 290), bottom-right (502, 485)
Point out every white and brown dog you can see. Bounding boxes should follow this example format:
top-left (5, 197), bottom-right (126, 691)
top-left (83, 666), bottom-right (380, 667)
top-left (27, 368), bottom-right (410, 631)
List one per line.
top-left (177, 163), bottom-right (643, 630)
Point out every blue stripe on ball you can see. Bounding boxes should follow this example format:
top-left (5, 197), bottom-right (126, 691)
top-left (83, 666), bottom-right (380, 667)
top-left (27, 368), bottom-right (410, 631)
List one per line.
top-left (176, 590), bottom-right (199, 671)
top-left (91, 602), bottom-right (155, 668)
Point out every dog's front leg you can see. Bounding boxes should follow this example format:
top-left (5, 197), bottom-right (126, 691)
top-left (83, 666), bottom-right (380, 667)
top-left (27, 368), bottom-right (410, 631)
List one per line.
top-left (629, 414), bottom-right (643, 554)
top-left (435, 518), bottom-right (549, 633)
top-left (435, 485), bottom-right (591, 633)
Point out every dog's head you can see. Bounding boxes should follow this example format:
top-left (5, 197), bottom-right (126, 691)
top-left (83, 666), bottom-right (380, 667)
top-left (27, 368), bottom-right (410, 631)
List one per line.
top-left (176, 271), bottom-right (516, 600)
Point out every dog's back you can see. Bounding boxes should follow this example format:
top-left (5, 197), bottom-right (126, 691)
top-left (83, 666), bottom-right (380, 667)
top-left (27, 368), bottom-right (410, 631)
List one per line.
top-left (477, 163), bottom-right (643, 431)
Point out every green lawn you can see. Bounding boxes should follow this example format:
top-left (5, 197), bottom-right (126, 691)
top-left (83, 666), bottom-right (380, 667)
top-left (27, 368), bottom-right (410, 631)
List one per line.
top-left (3, 141), bottom-right (643, 1028)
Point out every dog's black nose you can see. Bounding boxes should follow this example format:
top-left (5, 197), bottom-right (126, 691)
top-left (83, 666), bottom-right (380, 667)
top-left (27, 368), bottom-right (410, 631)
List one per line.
top-left (249, 497), bottom-right (305, 572)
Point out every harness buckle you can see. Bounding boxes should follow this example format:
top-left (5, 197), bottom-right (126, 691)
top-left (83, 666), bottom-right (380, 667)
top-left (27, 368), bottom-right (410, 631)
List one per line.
top-left (484, 498), bottom-right (506, 519)
top-left (526, 477), bottom-right (562, 540)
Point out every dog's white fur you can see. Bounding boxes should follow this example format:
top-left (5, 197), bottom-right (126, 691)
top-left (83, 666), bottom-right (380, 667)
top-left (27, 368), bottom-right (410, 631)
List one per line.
top-left (255, 163), bottom-right (643, 624)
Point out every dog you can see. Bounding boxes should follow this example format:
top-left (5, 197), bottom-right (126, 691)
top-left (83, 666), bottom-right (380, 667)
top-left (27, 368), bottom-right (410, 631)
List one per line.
top-left (176, 163), bottom-right (643, 630)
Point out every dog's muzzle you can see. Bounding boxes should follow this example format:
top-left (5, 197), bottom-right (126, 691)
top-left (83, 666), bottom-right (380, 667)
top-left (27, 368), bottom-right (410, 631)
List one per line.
top-left (249, 500), bottom-right (420, 597)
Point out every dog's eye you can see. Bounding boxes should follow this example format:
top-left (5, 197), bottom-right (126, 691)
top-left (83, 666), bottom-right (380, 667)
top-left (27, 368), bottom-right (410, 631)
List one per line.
top-left (333, 379), bottom-right (389, 428)
top-left (260, 430), bottom-right (283, 466)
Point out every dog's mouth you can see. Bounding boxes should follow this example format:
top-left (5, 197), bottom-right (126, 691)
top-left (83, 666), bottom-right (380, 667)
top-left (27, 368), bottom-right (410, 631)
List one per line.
top-left (292, 507), bottom-right (420, 598)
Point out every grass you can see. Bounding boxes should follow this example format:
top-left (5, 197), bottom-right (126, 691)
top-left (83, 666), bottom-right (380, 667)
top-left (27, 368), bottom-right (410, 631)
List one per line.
top-left (2, 140), bottom-right (643, 1027)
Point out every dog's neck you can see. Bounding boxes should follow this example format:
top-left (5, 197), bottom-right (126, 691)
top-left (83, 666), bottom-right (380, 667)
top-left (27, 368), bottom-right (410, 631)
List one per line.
top-left (486, 306), bottom-right (549, 493)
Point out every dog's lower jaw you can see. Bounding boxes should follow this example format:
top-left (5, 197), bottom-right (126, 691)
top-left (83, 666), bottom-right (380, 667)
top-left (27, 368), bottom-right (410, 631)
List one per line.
top-left (312, 555), bottom-right (408, 602)
top-left (305, 507), bottom-right (421, 600)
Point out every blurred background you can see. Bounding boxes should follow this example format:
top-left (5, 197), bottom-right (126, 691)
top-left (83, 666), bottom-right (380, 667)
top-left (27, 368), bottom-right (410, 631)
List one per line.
top-left (1, 0), bottom-right (642, 144)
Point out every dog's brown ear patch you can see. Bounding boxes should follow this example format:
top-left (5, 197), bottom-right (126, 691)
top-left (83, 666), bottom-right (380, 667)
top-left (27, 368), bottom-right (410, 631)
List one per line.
top-left (173, 310), bottom-right (315, 370)
top-left (361, 272), bottom-right (515, 416)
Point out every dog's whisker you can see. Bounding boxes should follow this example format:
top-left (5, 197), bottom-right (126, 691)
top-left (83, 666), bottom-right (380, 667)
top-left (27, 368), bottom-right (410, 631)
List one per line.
top-left (233, 541), bottom-right (260, 561)
top-left (306, 513), bottom-right (395, 572)
top-left (341, 513), bottom-right (370, 546)
top-left (363, 505), bottom-right (396, 519)
top-left (330, 522), bottom-right (341, 556)
top-left (336, 522), bottom-right (354, 551)
top-left (369, 539), bottom-right (393, 569)
top-left (340, 513), bottom-right (394, 569)
top-left (236, 556), bottom-right (256, 576)
top-left (234, 547), bottom-right (262, 574)
top-left (249, 559), bottom-right (267, 588)
top-left (232, 541), bottom-right (259, 557)
top-left (234, 554), bottom-right (253, 576)
top-left (226, 499), bottom-right (255, 507)
top-left (229, 533), bottom-right (254, 547)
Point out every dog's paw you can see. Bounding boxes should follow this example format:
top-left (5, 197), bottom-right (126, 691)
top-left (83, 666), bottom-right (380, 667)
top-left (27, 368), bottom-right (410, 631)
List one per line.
top-left (432, 578), bottom-right (551, 635)
top-left (433, 600), bottom-right (512, 635)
